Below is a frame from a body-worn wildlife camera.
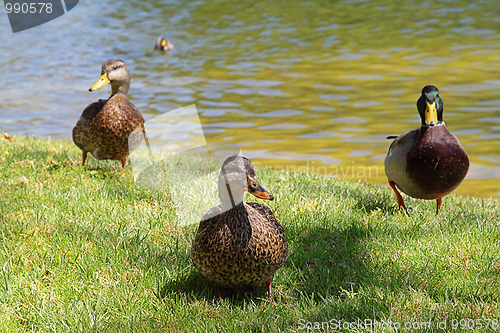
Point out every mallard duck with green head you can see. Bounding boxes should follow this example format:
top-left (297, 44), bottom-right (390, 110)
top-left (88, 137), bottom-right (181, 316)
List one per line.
top-left (384, 85), bottom-right (469, 215)
top-left (72, 58), bottom-right (145, 168)
top-left (191, 156), bottom-right (288, 298)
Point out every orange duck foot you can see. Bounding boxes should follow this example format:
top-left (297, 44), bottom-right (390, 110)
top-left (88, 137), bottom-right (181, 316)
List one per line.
top-left (82, 151), bottom-right (87, 166)
top-left (389, 181), bottom-right (409, 216)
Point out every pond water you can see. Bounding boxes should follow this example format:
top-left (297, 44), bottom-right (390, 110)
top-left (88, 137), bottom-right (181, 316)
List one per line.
top-left (1, 0), bottom-right (499, 198)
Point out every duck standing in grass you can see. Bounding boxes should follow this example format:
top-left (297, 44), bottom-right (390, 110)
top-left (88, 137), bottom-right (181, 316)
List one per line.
top-left (191, 156), bottom-right (288, 298)
top-left (384, 85), bottom-right (469, 215)
top-left (72, 58), bottom-right (145, 168)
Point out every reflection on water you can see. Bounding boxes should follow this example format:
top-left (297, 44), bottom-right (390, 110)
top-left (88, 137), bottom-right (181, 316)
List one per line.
top-left (0, 0), bottom-right (500, 198)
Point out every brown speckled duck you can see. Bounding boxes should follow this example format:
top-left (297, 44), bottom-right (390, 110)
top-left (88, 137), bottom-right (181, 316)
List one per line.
top-left (72, 58), bottom-right (145, 168)
top-left (191, 156), bottom-right (288, 298)
top-left (384, 85), bottom-right (469, 215)
top-left (154, 35), bottom-right (174, 51)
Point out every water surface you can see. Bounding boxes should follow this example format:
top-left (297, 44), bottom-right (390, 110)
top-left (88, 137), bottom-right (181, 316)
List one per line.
top-left (1, 0), bottom-right (499, 198)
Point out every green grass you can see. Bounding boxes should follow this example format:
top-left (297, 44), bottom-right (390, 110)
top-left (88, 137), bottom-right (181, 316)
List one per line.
top-left (1, 135), bottom-right (500, 332)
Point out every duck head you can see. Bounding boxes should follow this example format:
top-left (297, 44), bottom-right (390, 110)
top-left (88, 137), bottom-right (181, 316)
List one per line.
top-left (155, 35), bottom-right (175, 51)
top-left (218, 156), bottom-right (273, 209)
top-left (416, 85), bottom-right (444, 126)
top-left (89, 58), bottom-right (131, 96)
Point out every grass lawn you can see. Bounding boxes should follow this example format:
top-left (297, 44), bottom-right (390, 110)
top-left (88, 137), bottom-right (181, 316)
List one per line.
top-left (1, 135), bottom-right (499, 332)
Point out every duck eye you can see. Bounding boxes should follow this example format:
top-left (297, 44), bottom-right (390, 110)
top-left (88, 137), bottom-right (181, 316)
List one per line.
top-left (113, 65), bottom-right (117, 69)
top-left (251, 182), bottom-right (258, 188)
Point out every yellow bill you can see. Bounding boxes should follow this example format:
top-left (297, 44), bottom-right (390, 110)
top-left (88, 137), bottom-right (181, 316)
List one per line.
top-left (425, 101), bottom-right (438, 125)
top-left (89, 73), bottom-right (111, 91)
top-left (161, 39), bottom-right (167, 47)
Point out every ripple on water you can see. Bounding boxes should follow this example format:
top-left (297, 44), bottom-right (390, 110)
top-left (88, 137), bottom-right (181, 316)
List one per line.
top-left (341, 135), bottom-right (389, 143)
top-left (477, 99), bottom-right (500, 106)
top-left (259, 123), bottom-right (307, 130)
top-left (479, 117), bottom-right (500, 122)
top-left (348, 150), bottom-right (372, 157)
top-left (203, 129), bottom-right (226, 134)
top-left (234, 79), bottom-right (283, 87)
top-left (413, 28), bottom-right (435, 36)
top-left (261, 139), bottom-right (283, 143)
top-left (334, 86), bottom-right (356, 91)
top-left (297, 131), bottom-right (340, 139)
top-left (340, 127), bottom-right (366, 132)
top-left (353, 101), bottom-right (382, 107)
top-left (281, 72), bottom-right (309, 77)
top-left (478, 134), bottom-right (500, 140)
top-left (466, 163), bottom-right (500, 180)
top-left (244, 149), bottom-right (341, 165)
top-left (331, 53), bottom-right (365, 61)
top-left (201, 109), bottom-right (244, 117)
top-left (342, 74), bottom-right (384, 80)
top-left (160, 77), bottom-right (205, 86)
top-left (257, 109), bottom-right (303, 117)
top-left (461, 106), bottom-right (500, 112)
top-left (225, 88), bottom-right (288, 96)
top-left (441, 80), bottom-right (500, 93)
top-left (479, 156), bottom-right (500, 164)
top-left (453, 129), bottom-right (481, 136)
top-left (330, 117), bottom-right (368, 124)
top-left (371, 154), bottom-right (386, 161)
top-left (311, 106), bottom-right (335, 111)
top-left (315, 24), bottom-right (339, 31)
top-left (203, 122), bottom-right (256, 128)
top-left (320, 94), bottom-right (349, 101)
top-left (199, 100), bottom-right (242, 107)
top-left (199, 91), bottom-right (223, 99)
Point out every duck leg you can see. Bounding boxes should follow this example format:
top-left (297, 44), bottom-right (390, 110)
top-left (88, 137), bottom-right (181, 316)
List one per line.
top-left (266, 277), bottom-right (273, 298)
top-left (389, 181), bottom-right (409, 215)
top-left (121, 158), bottom-right (126, 168)
top-left (214, 282), bottom-right (223, 298)
top-left (82, 151), bottom-right (88, 166)
top-left (436, 198), bottom-right (442, 215)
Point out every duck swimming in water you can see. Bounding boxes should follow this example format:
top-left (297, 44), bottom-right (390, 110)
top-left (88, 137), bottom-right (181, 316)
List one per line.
top-left (155, 35), bottom-right (174, 51)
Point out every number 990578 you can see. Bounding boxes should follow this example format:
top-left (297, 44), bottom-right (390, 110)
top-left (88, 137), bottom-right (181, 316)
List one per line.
top-left (5, 2), bottom-right (53, 14)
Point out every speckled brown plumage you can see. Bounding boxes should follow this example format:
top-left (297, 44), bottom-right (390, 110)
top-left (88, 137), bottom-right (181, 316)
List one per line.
top-left (385, 85), bottom-right (469, 215)
top-left (72, 58), bottom-right (145, 167)
top-left (191, 156), bottom-right (288, 298)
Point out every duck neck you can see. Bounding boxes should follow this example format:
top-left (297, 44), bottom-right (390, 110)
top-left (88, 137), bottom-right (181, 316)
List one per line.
top-left (110, 81), bottom-right (130, 97)
top-left (219, 183), bottom-right (245, 211)
top-left (418, 123), bottom-right (447, 142)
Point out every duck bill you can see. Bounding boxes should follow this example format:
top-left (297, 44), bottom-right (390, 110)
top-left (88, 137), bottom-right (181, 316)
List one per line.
top-left (89, 74), bottom-right (111, 92)
top-left (250, 184), bottom-right (274, 201)
top-left (252, 189), bottom-right (274, 200)
top-left (425, 101), bottom-right (438, 126)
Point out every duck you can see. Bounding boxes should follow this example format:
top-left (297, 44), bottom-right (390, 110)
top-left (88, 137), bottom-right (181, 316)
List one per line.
top-left (154, 35), bottom-right (174, 51)
top-left (384, 85), bottom-right (469, 215)
top-left (191, 156), bottom-right (288, 298)
top-left (72, 58), bottom-right (145, 168)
